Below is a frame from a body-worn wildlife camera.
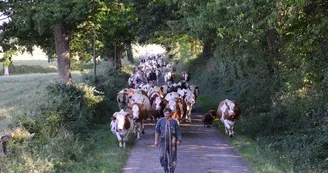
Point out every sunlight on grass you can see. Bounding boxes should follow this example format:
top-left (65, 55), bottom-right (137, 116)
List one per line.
top-left (0, 72), bottom-right (85, 136)
top-left (230, 136), bottom-right (295, 173)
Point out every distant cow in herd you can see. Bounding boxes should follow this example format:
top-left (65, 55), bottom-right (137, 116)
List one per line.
top-left (180, 71), bottom-right (190, 82)
top-left (216, 99), bottom-right (241, 137)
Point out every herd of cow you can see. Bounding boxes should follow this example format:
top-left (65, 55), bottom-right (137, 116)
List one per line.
top-left (110, 53), bottom-right (241, 148)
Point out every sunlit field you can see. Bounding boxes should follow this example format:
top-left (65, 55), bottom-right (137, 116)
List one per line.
top-left (0, 72), bottom-right (84, 136)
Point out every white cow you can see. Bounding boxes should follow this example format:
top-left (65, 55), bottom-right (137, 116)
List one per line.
top-left (216, 99), bottom-right (241, 137)
top-left (164, 92), bottom-right (180, 101)
top-left (129, 93), bottom-right (151, 112)
top-left (117, 89), bottom-right (129, 110)
top-left (183, 91), bottom-right (196, 122)
top-left (110, 110), bottom-right (134, 148)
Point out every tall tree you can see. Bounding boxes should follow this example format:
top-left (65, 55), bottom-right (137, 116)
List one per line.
top-left (1, 0), bottom-right (94, 84)
top-left (0, 49), bottom-right (17, 76)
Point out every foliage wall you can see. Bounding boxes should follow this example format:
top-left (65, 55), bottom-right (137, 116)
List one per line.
top-left (152, 0), bottom-right (328, 171)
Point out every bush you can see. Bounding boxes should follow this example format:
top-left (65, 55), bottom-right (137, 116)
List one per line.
top-left (82, 62), bottom-right (128, 102)
top-left (1, 82), bottom-right (106, 172)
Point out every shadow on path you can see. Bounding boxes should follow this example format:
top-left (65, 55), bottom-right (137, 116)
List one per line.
top-left (122, 111), bottom-right (252, 173)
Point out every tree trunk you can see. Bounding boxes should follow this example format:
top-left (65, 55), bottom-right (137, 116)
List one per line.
top-left (3, 66), bottom-right (9, 76)
top-left (266, 28), bottom-right (280, 76)
top-left (54, 24), bottom-right (72, 85)
top-left (115, 42), bottom-right (125, 71)
top-left (126, 41), bottom-right (133, 63)
top-left (93, 29), bottom-right (97, 83)
top-left (266, 28), bottom-right (281, 90)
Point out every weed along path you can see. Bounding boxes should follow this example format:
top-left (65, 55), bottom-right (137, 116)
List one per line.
top-left (122, 111), bottom-right (253, 173)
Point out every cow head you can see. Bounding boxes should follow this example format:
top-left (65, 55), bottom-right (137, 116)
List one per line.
top-left (141, 83), bottom-right (151, 92)
top-left (112, 110), bottom-right (131, 133)
top-left (155, 69), bottom-right (161, 76)
top-left (225, 101), bottom-right (237, 117)
top-left (185, 93), bottom-right (195, 105)
top-left (117, 92), bottom-right (128, 104)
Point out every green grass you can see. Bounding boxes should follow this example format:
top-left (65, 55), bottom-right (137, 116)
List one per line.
top-left (68, 125), bottom-right (134, 173)
top-left (197, 93), bottom-right (296, 173)
top-left (0, 72), bottom-right (85, 135)
top-left (0, 72), bottom-right (132, 172)
top-left (12, 59), bottom-right (57, 67)
top-left (230, 135), bottom-right (295, 173)
top-left (0, 60), bottom-right (57, 71)
top-left (211, 119), bottom-right (295, 173)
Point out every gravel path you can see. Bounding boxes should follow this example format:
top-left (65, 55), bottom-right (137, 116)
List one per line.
top-left (122, 110), bottom-right (253, 173)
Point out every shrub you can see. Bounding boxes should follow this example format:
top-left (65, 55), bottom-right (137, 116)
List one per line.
top-left (83, 62), bottom-right (128, 102)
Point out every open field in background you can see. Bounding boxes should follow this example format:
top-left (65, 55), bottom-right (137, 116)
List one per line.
top-left (0, 72), bottom-right (84, 136)
top-left (0, 44), bottom-right (164, 135)
top-left (0, 47), bottom-right (57, 72)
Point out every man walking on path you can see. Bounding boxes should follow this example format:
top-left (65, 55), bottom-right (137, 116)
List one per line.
top-left (154, 108), bottom-right (181, 173)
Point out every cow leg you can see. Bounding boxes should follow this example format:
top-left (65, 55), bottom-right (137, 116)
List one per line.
top-left (115, 133), bottom-right (123, 147)
top-left (123, 129), bottom-right (132, 148)
top-left (142, 120), bottom-right (145, 134)
top-left (122, 137), bottom-right (126, 148)
top-left (186, 105), bottom-right (193, 122)
top-left (136, 123), bottom-right (141, 140)
top-left (224, 120), bottom-right (235, 137)
top-left (225, 126), bottom-right (229, 135)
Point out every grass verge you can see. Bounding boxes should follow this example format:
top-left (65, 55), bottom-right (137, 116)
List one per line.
top-left (68, 125), bottom-right (133, 173)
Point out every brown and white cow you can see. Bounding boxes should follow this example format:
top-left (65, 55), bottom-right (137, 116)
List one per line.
top-left (148, 91), bottom-right (164, 106)
top-left (128, 103), bottom-right (148, 140)
top-left (110, 110), bottom-right (134, 148)
top-left (202, 110), bottom-right (216, 128)
top-left (129, 93), bottom-right (151, 112)
top-left (177, 88), bottom-right (195, 122)
top-left (164, 71), bottom-right (175, 85)
top-left (164, 92), bottom-right (180, 101)
top-left (216, 99), bottom-right (241, 137)
top-left (154, 97), bottom-right (169, 118)
top-left (127, 88), bottom-right (148, 98)
top-left (117, 90), bottom-right (129, 110)
top-left (189, 85), bottom-right (200, 101)
top-left (151, 100), bottom-right (161, 123)
top-left (168, 97), bottom-right (187, 123)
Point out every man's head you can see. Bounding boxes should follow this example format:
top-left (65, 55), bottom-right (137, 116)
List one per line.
top-left (163, 107), bottom-right (172, 119)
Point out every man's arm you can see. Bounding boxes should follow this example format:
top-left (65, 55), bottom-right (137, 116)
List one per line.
top-left (175, 122), bottom-right (182, 146)
top-left (154, 132), bottom-right (159, 146)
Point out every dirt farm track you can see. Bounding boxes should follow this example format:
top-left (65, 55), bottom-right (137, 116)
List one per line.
top-left (122, 110), bottom-right (253, 173)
